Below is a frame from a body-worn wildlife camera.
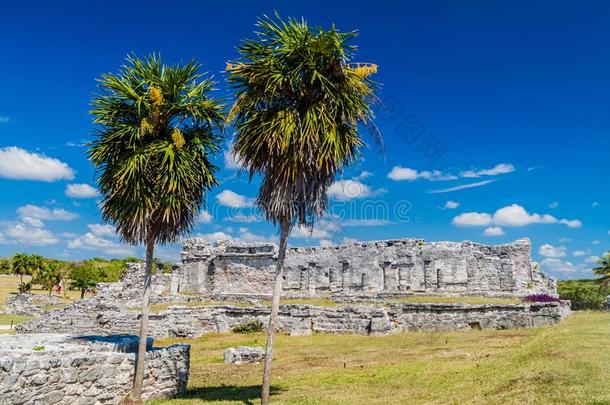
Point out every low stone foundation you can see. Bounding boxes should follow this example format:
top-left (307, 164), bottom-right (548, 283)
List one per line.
top-left (17, 300), bottom-right (570, 338)
top-left (0, 334), bottom-right (189, 404)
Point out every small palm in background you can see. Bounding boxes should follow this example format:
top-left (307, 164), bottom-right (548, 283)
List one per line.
top-left (88, 54), bottom-right (224, 401)
top-left (593, 252), bottom-right (610, 288)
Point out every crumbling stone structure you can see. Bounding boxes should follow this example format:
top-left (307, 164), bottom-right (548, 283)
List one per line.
top-left (172, 238), bottom-right (556, 298)
top-left (17, 300), bottom-right (570, 339)
top-left (15, 238), bottom-right (567, 340)
top-left (0, 334), bottom-right (189, 404)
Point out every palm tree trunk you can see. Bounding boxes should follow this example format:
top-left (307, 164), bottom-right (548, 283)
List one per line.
top-left (261, 218), bottom-right (290, 405)
top-left (80, 288), bottom-right (85, 299)
top-left (130, 237), bottom-right (155, 402)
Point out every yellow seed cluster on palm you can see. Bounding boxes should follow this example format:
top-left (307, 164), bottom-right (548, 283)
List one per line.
top-left (149, 86), bottom-right (164, 106)
top-left (140, 118), bottom-right (153, 136)
top-left (349, 63), bottom-right (378, 78)
top-left (171, 128), bottom-right (185, 148)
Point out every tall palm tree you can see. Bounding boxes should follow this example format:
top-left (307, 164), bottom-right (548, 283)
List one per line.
top-left (227, 15), bottom-right (379, 404)
top-left (593, 252), bottom-right (610, 287)
top-left (89, 54), bottom-right (224, 401)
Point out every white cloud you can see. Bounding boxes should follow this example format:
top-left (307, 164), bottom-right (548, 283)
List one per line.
top-left (428, 180), bottom-right (496, 194)
top-left (341, 237), bottom-right (359, 244)
top-left (216, 190), bottom-right (254, 208)
top-left (483, 226), bottom-right (505, 236)
top-left (224, 147), bottom-right (242, 170)
top-left (17, 204), bottom-right (78, 222)
top-left (341, 219), bottom-right (389, 226)
top-left (0, 146), bottom-right (75, 182)
top-left (0, 116), bottom-right (10, 123)
top-left (87, 224), bottom-right (115, 237)
top-left (548, 201), bottom-right (559, 209)
top-left (387, 167), bottom-right (457, 181)
top-left (22, 216), bottom-right (44, 228)
top-left (572, 250), bottom-right (588, 257)
top-left (493, 204), bottom-right (557, 227)
top-left (444, 201), bottom-right (460, 209)
top-left (353, 171), bottom-right (373, 180)
top-left (460, 163), bottom-right (515, 178)
top-left (328, 179), bottom-right (371, 200)
top-left (539, 244), bottom-right (567, 258)
top-left (67, 232), bottom-right (134, 256)
top-left (197, 211), bottom-right (213, 224)
top-left (592, 240), bottom-right (601, 245)
top-left (587, 256), bottom-right (600, 264)
top-left (541, 258), bottom-right (579, 273)
top-left (4, 223), bottom-right (59, 245)
top-left (226, 213), bottom-right (260, 223)
top-left (452, 212), bottom-right (493, 227)
top-left (389, 163), bottom-right (514, 182)
top-left (291, 220), bottom-right (341, 239)
top-left (235, 228), bottom-right (276, 244)
top-left (65, 183), bottom-right (98, 198)
top-left (592, 202), bottom-right (600, 208)
top-left (193, 231), bottom-right (233, 243)
top-left (319, 239), bottom-right (333, 247)
top-left (453, 204), bottom-right (581, 229)
top-left (559, 219), bottom-right (582, 228)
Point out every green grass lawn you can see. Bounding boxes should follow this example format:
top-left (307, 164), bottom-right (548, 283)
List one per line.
top-left (153, 311), bottom-right (610, 404)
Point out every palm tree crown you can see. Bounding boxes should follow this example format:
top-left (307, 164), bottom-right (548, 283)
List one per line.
top-left (227, 14), bottom-right (378, 225)
top-left (89, 54), bottom-right (224, 245)
top-left (593, 252), bottom-right (610, 287)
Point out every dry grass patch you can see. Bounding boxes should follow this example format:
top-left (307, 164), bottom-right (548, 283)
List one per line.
top-left (0, 274), bottom-right (82, 309)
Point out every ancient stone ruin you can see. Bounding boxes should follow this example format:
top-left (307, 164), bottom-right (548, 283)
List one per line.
top-left (172, 237), bottom-right (556, 298)
top-left (15, 237), bottom-right (569, 340)
top-left (0, 334), bottom-right (189, 404)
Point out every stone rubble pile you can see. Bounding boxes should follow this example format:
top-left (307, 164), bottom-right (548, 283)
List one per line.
top-left (224, 346), bottom-right (265, 364)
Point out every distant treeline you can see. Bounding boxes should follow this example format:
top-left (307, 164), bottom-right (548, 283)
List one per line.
top-left (557, 279), bottom-right (609, 310)
top-left (0, 254), bottom-right (172, 296)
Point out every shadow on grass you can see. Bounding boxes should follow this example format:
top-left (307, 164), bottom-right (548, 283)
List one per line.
top-left (180, 385), bottom-right (285, 404)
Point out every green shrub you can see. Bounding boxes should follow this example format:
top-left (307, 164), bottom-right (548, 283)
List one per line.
top-left (558, 279), bottom-right (609, 310)
top-left (18, 282), bottom-right (32, 294)
top-left (232, 320), bottom-right (264, 334)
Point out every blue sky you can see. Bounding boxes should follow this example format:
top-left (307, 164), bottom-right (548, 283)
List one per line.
top-left (0, 1), bottom-right (608, 279)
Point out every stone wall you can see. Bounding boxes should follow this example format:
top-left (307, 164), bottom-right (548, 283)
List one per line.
top-left (17, 300), bottom-right (570, 339)
top-left (0, 334), bottom-right (189, 404)
top-left (172, 238), bottom-right (556, 298)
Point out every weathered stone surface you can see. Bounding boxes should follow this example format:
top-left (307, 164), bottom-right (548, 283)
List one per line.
top-left (172, 238), bottom-right (556, 298)
top-left (17, 300), bottom-right (570, 338)
top-left (224, 346), bottom-right (265, 364)
top-left (0, 334), bottom-right (189, 405)
top-left (3, 294), bottom-right (64, 316)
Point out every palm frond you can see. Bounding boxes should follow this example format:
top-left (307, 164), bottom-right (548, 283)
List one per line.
top-left (227, 14), bottom-right (380, 226)
top-left (89, 54), bottom-right (224, 245)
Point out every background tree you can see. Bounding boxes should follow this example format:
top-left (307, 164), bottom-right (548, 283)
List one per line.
top-left (89, 54), bottom-right (224, 401)
top-left (12, 253), bottom-right (33, 293)
top-left (227, 15), bottom-right (379, 403)
top-left (34, 260), bottom-right (63, 295)
top-left (0, 258), bottom-right (11, 275)
top-left (69, 264), bottom-right (98, 299)
top-left (593, 252), bottom-right (610, 287)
